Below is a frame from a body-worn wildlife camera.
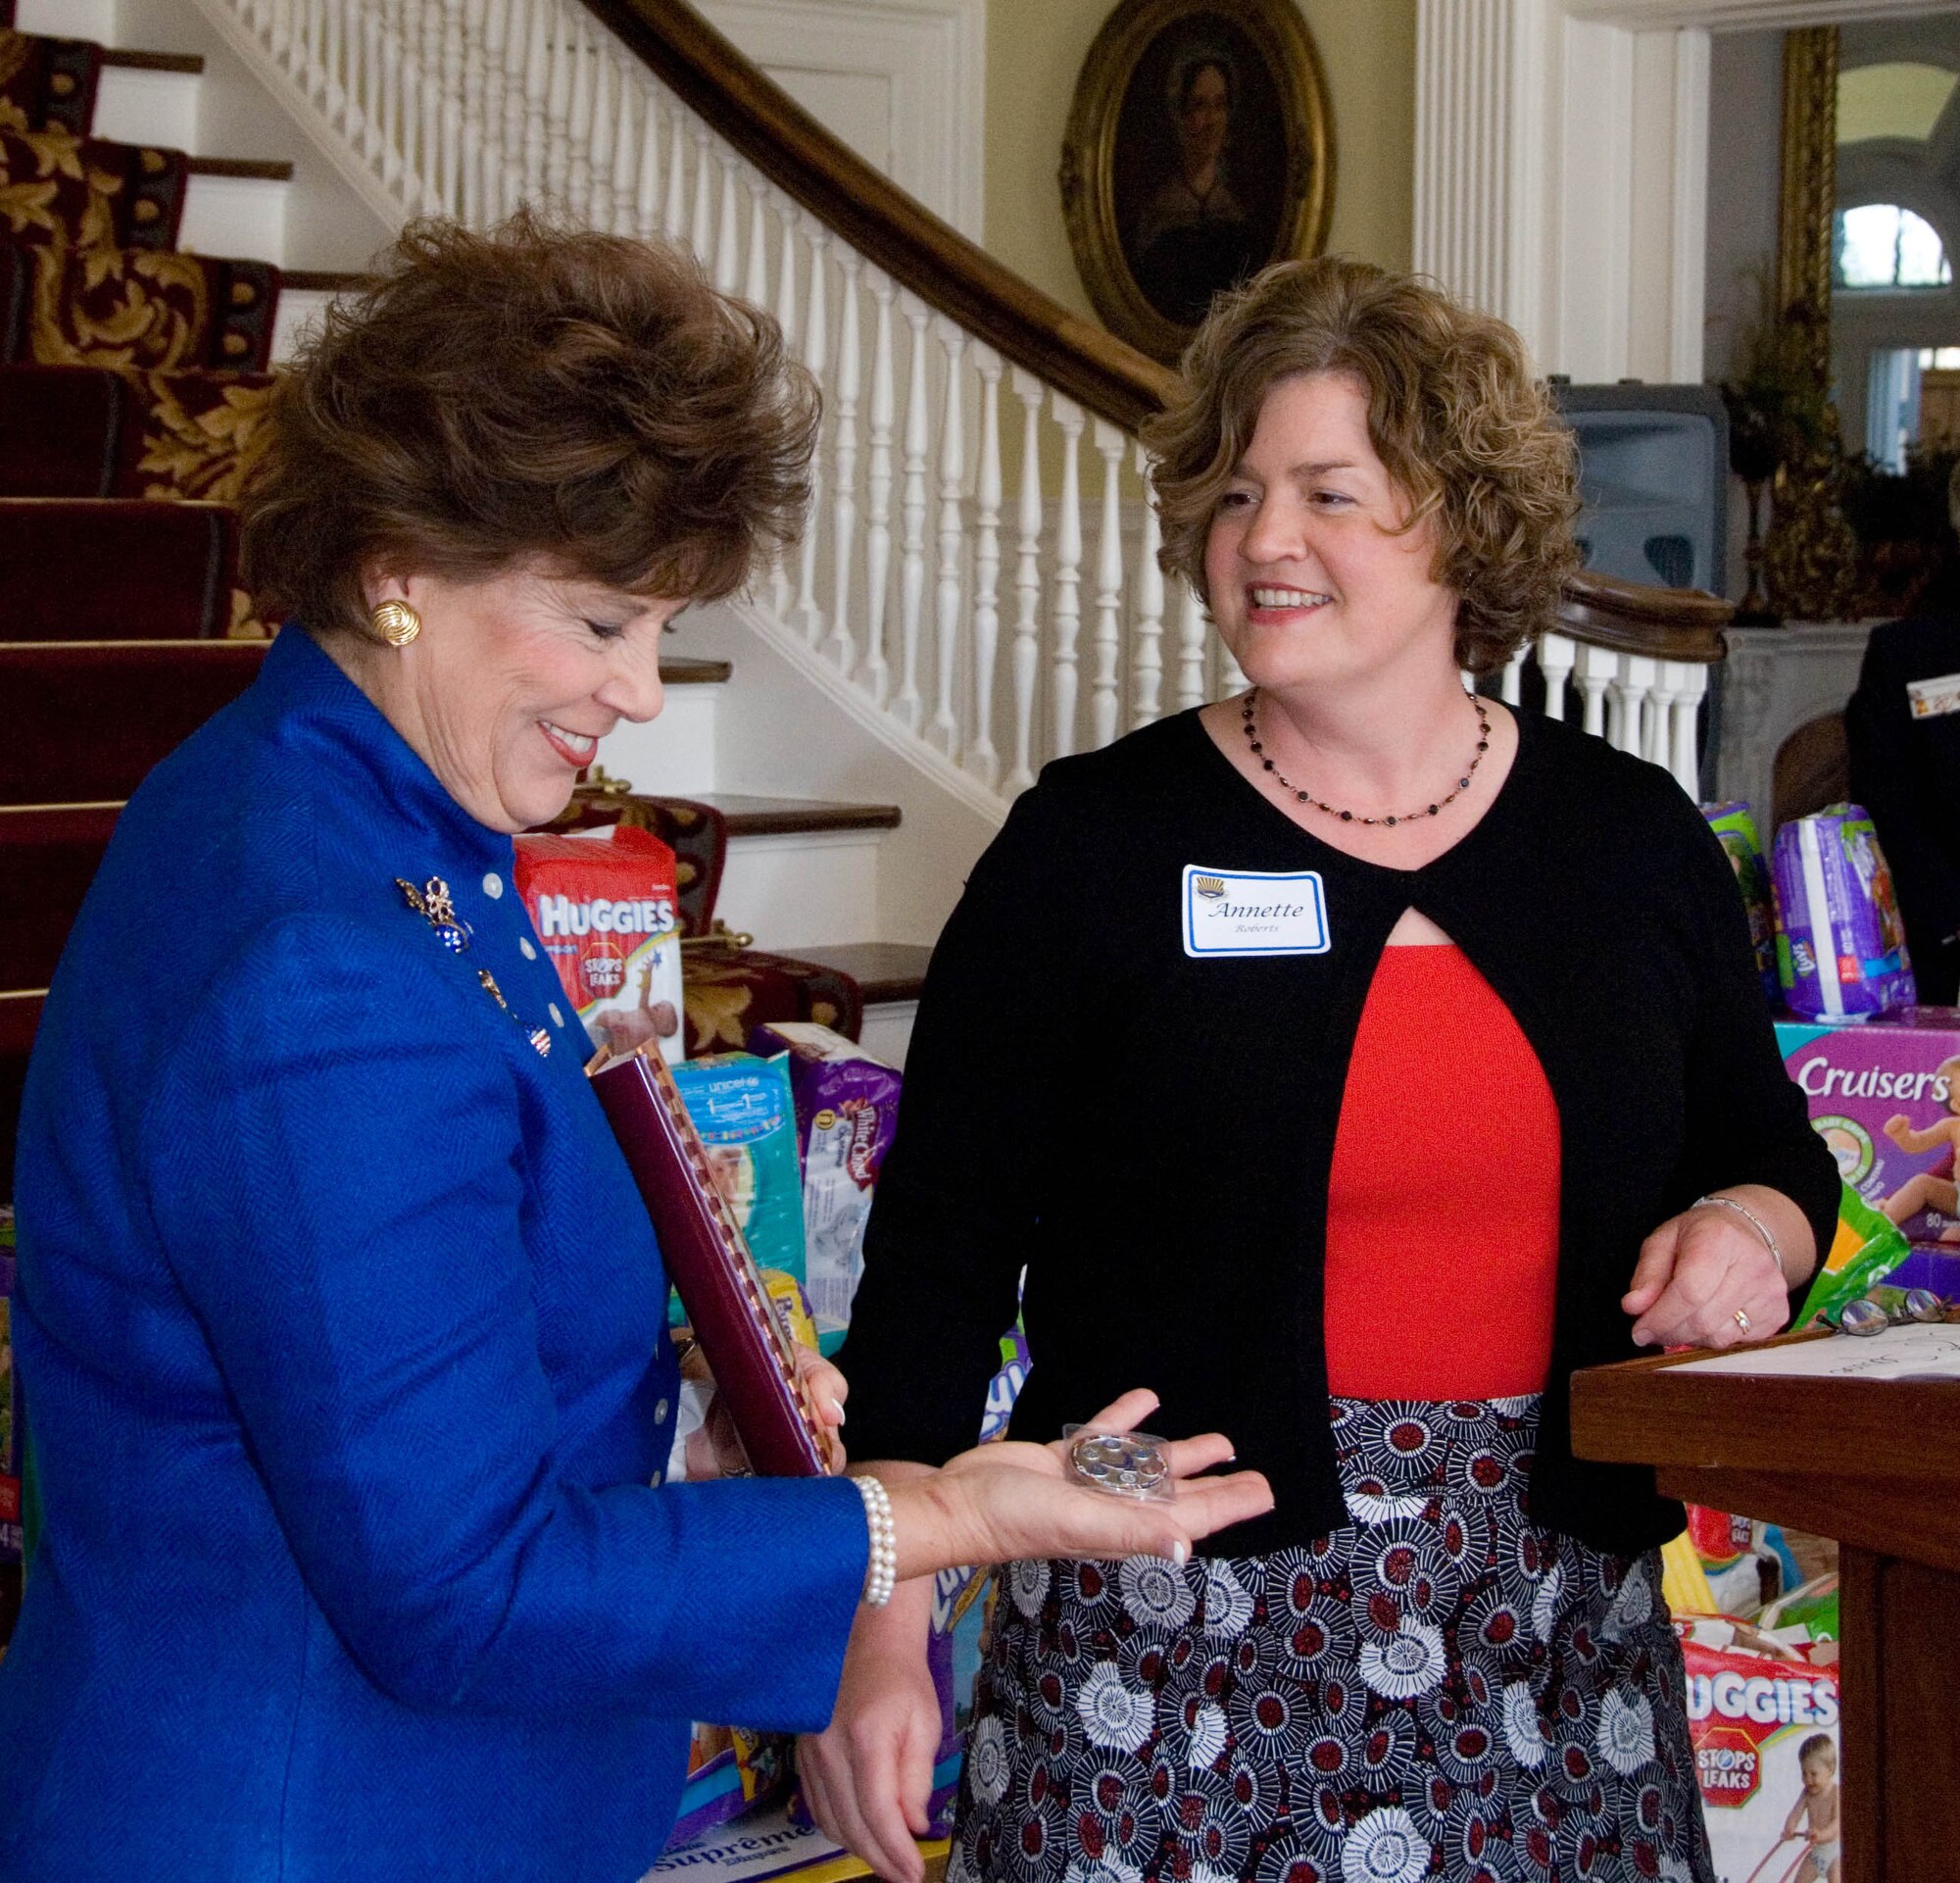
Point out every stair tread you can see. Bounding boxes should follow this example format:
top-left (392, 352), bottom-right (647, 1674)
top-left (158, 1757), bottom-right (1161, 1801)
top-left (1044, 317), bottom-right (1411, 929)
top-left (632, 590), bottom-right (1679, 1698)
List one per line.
top-left (695, 795), bottom-right (901, 836)
top-left (281, 269), bottom-right (380, 292)
top-left (780, 941), bottom-right (931, 1005)
top-left (187, 156), bottom-right (295, 181)
top-left (101, 49), bottom-right (204, 74)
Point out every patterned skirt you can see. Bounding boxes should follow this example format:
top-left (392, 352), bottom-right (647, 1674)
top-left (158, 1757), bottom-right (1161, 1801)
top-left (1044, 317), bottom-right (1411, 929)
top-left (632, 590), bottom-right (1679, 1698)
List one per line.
top-left (949, 1396), bottom-right (1711, 1883)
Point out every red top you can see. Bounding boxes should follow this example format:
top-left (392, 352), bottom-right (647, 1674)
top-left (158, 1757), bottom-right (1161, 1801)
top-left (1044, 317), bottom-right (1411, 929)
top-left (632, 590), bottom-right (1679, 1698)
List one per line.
top-left (1323, 944), bottom-right (1561, 1398)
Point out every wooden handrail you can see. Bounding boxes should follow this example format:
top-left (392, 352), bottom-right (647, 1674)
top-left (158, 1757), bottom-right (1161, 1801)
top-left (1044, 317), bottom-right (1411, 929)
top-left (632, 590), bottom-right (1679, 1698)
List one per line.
top-left (582, 0), bottom-right (1178, 432)
top-left (1555, 569), bottom-right (1733, 665)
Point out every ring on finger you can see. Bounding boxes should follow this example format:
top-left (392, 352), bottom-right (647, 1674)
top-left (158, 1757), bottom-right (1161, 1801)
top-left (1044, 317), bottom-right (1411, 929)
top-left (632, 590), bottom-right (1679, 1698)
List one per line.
top-left (1733, 1308), bottom-right (1752, 1335)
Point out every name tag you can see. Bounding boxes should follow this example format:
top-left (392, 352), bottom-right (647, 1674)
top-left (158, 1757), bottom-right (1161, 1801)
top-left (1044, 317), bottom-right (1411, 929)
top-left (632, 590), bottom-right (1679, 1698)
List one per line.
top-left (1907, 672), bottom-right (1960, 719)
top-left (1183, 866), bottom-right (1330, 958)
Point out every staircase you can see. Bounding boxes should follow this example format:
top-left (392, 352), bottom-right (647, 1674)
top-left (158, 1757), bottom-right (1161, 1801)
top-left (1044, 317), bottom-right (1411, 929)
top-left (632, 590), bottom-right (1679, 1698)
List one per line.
top-left (0, 0), bottom-right (1734, 1200)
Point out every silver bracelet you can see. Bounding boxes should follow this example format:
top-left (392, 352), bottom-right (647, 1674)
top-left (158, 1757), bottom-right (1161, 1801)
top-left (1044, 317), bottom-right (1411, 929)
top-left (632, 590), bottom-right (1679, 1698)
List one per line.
top-left (1691, 1193), bottom-right (1786, 1283)
top-left (851, 1473), bottom-right (897, 1608)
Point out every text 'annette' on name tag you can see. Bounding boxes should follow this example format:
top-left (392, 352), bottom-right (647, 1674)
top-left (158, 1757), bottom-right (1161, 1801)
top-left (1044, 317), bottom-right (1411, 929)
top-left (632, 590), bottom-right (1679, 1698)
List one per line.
top-left (1183, 866), bottom-right (1330, 958)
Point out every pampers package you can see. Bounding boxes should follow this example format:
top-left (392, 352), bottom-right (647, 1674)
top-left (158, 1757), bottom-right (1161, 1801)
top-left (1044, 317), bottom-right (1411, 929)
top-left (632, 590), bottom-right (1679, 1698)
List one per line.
top-left (513, 825), bottom-right (684, 1062)
top-left (1770, 805), bottom-right (1915, 1021)
top-left (1676, 1613), bottom-right (1841, 1883)
top-left (747, 1021), bottom-right (902, 1354)
top-left (667, 1053), bottom-right (807, 1320)
top-left (1702, 802), bottom-right (1781, 1007)
top-left (1777, 1011), bottom-right (1960, 1254)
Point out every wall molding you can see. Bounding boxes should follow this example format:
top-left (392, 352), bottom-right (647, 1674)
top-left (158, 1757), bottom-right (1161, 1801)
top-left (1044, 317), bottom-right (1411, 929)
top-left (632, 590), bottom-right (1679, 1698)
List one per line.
top-left (696, 0), bottom-right (984, 241)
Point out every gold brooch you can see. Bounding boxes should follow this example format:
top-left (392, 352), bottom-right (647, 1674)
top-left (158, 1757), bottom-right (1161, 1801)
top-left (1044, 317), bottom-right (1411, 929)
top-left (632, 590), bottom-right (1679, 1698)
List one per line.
top-left (395, 875), bottom-right (470, 953)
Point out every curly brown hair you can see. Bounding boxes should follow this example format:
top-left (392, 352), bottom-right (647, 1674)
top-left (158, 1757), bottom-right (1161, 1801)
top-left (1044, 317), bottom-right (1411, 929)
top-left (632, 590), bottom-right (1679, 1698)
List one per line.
top-left (1141, 256), bottom-right (1580, 674)
top-left (241, 213), bottom-right (818, 638)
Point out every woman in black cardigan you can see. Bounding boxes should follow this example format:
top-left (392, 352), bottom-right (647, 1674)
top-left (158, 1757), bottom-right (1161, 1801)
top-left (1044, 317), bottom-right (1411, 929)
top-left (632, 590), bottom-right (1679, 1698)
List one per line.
top-left (807, 259), bottom-right (1838, 1883)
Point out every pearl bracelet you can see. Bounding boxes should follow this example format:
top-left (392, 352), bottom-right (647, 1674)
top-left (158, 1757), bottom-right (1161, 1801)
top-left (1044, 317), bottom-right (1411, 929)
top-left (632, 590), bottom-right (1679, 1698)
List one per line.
top-left (851, 1473), bottom-right (897, 1608)
top-left (1692, 1193), bottom-right (1786, 1283)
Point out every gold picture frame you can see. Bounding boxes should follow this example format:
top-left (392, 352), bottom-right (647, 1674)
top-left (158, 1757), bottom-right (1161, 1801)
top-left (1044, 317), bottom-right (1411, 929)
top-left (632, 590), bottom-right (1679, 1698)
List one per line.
top-left (1059, 0), bottom-right (1334, 364)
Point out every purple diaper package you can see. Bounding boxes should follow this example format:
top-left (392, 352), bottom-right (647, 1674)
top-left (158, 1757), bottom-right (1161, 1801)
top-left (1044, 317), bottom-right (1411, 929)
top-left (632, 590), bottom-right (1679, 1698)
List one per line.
top-left (747, 1021), bottom-right (902, 1354)
top-left (1776, 1011), bottom-right (1960, 1249)
top-left (1769, 804), bottom-right (1915, 1021)
top-left (1701, 801), bottom-right (1780, 1006)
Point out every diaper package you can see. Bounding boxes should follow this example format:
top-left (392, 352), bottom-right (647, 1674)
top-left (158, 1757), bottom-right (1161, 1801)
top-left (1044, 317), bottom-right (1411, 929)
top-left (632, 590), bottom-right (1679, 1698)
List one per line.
top-left (1702, 801), bottom-right (1781, 1007)
top-left (747, 1021), bottom-right (903, 1355)
top-left (513, 825), bottom-right (685, 1062)
top-left (1778, 1012), bottom-right (1960, 1255)
top-left (1770, 806), bottom-right (1915, 1021)
top-left (1676, 1614), bottom-right (1841, 1883)
top-left (668, 1054), bottom-right (808, 1322)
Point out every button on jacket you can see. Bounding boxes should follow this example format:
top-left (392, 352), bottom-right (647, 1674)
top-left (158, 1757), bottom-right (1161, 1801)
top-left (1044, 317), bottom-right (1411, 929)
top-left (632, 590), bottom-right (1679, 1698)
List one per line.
top-left (841, 709), bottom-right (1840, 1558)
top-left (1, 627), bottom-right (867, 1882)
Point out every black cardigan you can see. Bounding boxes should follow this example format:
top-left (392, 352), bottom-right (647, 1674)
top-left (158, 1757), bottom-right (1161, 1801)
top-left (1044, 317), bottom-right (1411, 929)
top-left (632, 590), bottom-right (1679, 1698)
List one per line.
top-left (840, 708), bottom-right (1840, 1556)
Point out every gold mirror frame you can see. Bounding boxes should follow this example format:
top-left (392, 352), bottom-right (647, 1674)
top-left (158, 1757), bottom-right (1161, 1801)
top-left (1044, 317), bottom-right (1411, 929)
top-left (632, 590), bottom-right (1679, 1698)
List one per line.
top-left (1778, 25), bottom-right (1838, 387)
top-left (1059, 0), bottom-right (1334, 365)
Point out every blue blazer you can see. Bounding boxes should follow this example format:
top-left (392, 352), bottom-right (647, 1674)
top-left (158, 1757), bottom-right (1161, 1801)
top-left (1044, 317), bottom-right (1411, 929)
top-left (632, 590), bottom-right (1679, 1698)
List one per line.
top-left (0, 628), bottom-right (867, 1881)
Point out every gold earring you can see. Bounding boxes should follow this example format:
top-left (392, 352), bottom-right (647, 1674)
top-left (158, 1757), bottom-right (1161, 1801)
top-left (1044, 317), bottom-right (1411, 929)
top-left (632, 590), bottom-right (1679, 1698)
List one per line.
top-left (371, 599), bottom-right (421, 647)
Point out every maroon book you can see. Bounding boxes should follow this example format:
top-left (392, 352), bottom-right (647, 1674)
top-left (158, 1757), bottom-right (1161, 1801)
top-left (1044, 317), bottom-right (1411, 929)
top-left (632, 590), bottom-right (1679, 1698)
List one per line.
top-left (588, 1043), bottom-right (831, 1478)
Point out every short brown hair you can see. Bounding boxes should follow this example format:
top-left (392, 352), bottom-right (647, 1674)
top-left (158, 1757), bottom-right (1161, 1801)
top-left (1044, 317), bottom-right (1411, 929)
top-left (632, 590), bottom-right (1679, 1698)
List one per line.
top-left (241, 214), bottom-right (817, 637)
top-left (1142, 256), bottom-right (1581, 674)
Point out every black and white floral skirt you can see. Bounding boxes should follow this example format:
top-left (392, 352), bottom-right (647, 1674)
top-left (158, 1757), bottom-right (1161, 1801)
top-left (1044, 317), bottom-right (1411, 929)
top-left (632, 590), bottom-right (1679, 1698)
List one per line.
top-left (949, 1395), bottom-right (1711, 1883)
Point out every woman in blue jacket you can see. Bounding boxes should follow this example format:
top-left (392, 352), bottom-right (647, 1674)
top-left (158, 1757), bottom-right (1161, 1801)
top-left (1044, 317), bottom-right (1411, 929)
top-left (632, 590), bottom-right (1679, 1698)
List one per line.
top-left (0, 217), bottom-right (1270, 1882)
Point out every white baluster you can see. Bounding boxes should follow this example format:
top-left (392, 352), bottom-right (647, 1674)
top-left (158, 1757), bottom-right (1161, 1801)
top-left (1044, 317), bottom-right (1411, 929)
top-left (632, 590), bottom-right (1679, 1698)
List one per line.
top-left (634, 86), bottom-right (662, 240)
top-left (440, 0), bottom-right (466, 210)
top-left (768, 195), bottom-right (801, 624)
top-left (1050, 393), bottom-right (1085, 761)
top-left (744, 167), bottom-right (769, 305)
top-left (479, 0), bottom-right (509, 216)
top-left (860, 269), bottom-right (897, 703)
top-left (521, 0), bottom-right (549, 202)
top-left (610, 61), bottom-right (637, 235)
top-left (967, 346), bottom-right (1004, 787)
top-left (322, 0), bottom-right (348, 124)
top-left (894, 293), bottom-right (931, 734)
top-left (586, 48), bottom-right (614, 229)
top-left (496, 0), bottom-right (525, 209)
top-left (1500, 644), bottom-right (1528, 708)
top-left (662, 112), bottom-right (687, 242)
top-left (1571, 641), bottom-right (1615, 739)
top-left (1089, 419), bottom-right (1125, 752)
top-left (564, 11), bottom-right (592, 221)
top-left (799, 222), bottom-right (833, 650)
top-left (1005, 369), bottom-right (1044, 793)
top-left (689, 123), bottom-right (713, 262)
top-left (269, 0), bottom-right (291, 63)
top-left (1132, 440), bottom-right (1164, 729)
top-left (378, 0), bottom-right (407, 194)
top-left (543, 4), bottom-right (569, 207)
top-left (1173, 578), bottom-right (1206, 711)
top-left (1615, 654), bottom-right (1657, 760)
top-left (1538, 631), bottom-right (1577, 721)
top-left (926, 319), bottom-right (967, 758)
top-left (1666, 662), bottom-right (1707, 795)
top-left (360, 2), bottom-right (387, 175)
top-left (1647, 661), bottom-right (1685, 770)
top-left (420, 0), bottom-right (445, 210)
top-left (825, 245), bottom-right (863, 670)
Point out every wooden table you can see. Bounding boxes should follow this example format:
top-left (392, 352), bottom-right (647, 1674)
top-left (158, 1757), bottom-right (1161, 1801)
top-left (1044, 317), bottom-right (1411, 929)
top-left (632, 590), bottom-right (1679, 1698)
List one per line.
top-left (1570, 1338), bottom-right (1960, 1881)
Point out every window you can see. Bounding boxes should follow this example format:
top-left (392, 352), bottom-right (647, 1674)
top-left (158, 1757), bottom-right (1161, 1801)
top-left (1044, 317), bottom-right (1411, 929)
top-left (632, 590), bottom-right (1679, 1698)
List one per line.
top-left (1837, 204), bottom-right (1953, 289)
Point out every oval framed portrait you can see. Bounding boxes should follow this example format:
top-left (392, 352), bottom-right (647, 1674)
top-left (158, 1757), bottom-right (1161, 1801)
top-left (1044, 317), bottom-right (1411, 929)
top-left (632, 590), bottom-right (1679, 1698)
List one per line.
top-left (1060, 0), bottom-right (1334, 364)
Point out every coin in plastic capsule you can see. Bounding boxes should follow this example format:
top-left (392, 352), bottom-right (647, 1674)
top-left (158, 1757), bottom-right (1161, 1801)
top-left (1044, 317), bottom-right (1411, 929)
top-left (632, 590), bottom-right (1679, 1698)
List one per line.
top-left (1902, 1288), bottom-right (1946, 1323)
top-left (1068, 1430), bottom-right (1171, 1499)
top-left (1838, 1298), bottom-right (1889, 1336)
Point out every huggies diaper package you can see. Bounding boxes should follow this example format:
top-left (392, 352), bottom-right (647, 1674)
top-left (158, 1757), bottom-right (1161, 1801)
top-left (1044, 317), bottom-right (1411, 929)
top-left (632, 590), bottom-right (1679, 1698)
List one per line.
top-left (667, 1054), bottom-right (808, 1321)
top-left (1702, 802), bottom-right (1782, 1008)
top-left (514, 825), bottom-right (684, 1062)
top-left (1675, 1614), bottom-right (1841, 1883)
top-left (1769, 807), bottom-right (1915, 1021)
top-left (747, 1021), bottom-right (903, 1356)
top-left (1777, 1012), bottom-right (1960, 1256)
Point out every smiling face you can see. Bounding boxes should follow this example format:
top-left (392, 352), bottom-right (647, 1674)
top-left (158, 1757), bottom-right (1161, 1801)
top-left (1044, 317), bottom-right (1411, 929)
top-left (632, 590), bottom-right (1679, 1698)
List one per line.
top-left (352, 559), bottom-right (683, 833)
top-left (1202, 371), bottom-right (1457, 697)
top-left (1802, 1750), bottom-right (1835, 1795)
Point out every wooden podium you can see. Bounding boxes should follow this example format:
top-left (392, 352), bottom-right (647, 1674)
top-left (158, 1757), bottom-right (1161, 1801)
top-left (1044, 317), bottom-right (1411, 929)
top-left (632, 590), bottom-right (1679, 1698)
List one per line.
top-left (1570, 1336), bottom-right (1960, 1882)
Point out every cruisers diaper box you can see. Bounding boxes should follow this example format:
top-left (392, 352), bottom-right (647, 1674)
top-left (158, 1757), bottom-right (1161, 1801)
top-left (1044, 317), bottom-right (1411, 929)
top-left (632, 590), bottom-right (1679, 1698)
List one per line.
top-left (1776, 1010), bottom-right (1960, 1252)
